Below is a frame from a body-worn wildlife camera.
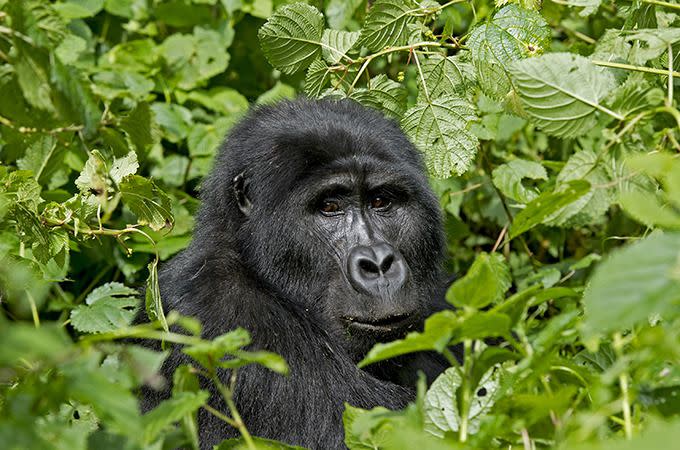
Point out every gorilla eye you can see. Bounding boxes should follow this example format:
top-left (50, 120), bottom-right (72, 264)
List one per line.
top-left (320, 199), bottom-right (342, 216)
top-left (369, 196), bottom-right (391, 210)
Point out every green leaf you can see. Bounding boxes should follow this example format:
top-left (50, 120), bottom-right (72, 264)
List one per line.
top-left (182, 87), bottom-right (249, 116)
top-left (220, 350), bottom-right (289, 375)
top-left (145, 257), bottom-right (168, 331)
top-left (325, 0), bottom-right (363, 30)
top-left (620, 191), bottom-right (680, 230)
top-left (183, 328), bottom-right (251, 368)
top-left (142, 391), bottom-right (210, 444)
top-left (119, 175), bottom-right (173, 231)
top-left (75, 150), bottom-right (109, 197)
top-left (509, 180), bottom-right (591, 239)
top-left (349, 74), bottom-right (407, 119)
top-left (358, 311), bottom-right (458, 367)
top-left (582, 232), bottom-right (680, 338)
top-left (467, 4), bottom-right (550, 99)
top-left (0, 323), bottom-right (73, 366)
top-left (418, 54), bottom-right (474, 99)
top-left (151, 103), bottom-right (192, 143)
top-left (321, 29), bottom-right (359, 64)
top-left (70, 296), bottom-right (138, 333)
top-left (120, 103), bottom-right (158, 154)
top-left (53, 0), bottom-right (104, 19)
top-left (425, 366), bottom-right (499, 436)
top-left (357, 0), bottom-right (418, 51)
top-left (492, 159), bottom-right (547, 203)
top-left (85, 282), bottom-right (138, 305)
top-left (110, 151), bottom-right (139, 185)
top-left (509, 53), bottom-right (620, 137)
top-left (544, 149), bottom-right (613, 227)
top-left (16, 135), bottom-right (68, 186)
top-left (304, 58), bottom-right (333, 98)
top-left (258, 3), bottom-right (324, 74)
top-left (446, 252), bottom-right (511, 309)
top-left (401, 95), bottom-right (479, 177)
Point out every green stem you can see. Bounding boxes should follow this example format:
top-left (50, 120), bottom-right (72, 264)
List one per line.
top-left (459, 339), bottom-right (472, 442)
top-left (640, 0), bottom-right (680, 11)
top-left (214, 374), bottom-right (256, 450)
top-left (592, 60), bottom-right (680, 79)
top-left (613, 333), bottom-right (633, 439)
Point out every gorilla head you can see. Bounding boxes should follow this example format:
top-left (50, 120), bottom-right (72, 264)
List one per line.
top-left (194, 99), bottom-right (445, 358)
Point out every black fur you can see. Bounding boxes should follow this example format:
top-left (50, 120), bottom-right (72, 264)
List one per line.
top-left (139, 99), bottom-right (449, 449)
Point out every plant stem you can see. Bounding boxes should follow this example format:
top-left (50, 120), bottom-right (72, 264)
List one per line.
top-left (640, 0), bottom-right (680, 11)
top-left (214, 373), bottom-right (256, 450)
top-left (459, 339), bottom-right (472, 442)
top-left (613, 333), bottom-right (633, 439)
top-left (591, 60), bottom-right (680, 79)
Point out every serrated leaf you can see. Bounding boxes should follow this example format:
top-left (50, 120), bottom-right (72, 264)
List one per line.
top-left (357, 0), bottom-right (418, 51)
top-left (620, 190), bottom-right (680, 229)
top-left (321, 29), bottom-right (359, 64)
top-left (492, 159), bottom-right (547, 203)
top-left (70, 297), bottom-right (138, 334)
top-left (304, 58), bottom-right (333, 98)
top-left (401, 95), bottom-right (479, 177)
top-left (258, 3), bottom-right (324, 74)
top-left (582, 233), bottom-right (680, 338)
top-left (110, 151), bottom-right (139, 185)
top-left (562, 0), bottom-right (602, 16)
top-left (544, 150), bottom-right (613, 227)
top-left (142, 391), bottom-right (209, 444)
top-left (119, 175), bottom-right (173, 230)
top-left (183, 328), bottom-right (251, 368)
top-left (509, 53), bottom-right (620, 137)
top-left (16, 135), bottom-right (67, 186)
top-left (349, 74), bottom-right (407, 119)
top-left (75, 150), bottom-right (109, 197)
top-left (85, 282), bottom-right (138, 305)
top-left (467, 4), bottom-right (550, 99)
top-left (509, 180), bottom-right (591, 239)
top-left (418, 54), bottom-right (474, 99)
top-left (120, 103), bottom-right (158, 154)
top-left (446, 253), bottom-right (511, 309)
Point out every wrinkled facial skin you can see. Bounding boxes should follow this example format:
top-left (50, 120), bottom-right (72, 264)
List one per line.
top-left (238, 155), bottom-right (444, 359)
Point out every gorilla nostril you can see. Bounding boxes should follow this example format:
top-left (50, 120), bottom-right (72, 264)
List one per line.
top-left (380, 254), bottom-right (394, 273)
top-left (358, 258), bottom-right (379, 275)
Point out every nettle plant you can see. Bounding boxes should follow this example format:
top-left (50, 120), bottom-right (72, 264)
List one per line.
top-left (1, 0), bottom-right (680, 449)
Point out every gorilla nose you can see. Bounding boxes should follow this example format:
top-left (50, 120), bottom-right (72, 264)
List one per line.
top-left (347, 243), bottom-right (407, 296)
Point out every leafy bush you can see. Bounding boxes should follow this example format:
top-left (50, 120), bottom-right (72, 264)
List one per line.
top-left (1, 0), bottom-right (680, 449)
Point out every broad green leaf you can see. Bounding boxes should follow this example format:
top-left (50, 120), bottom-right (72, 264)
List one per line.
top-left (109, 151), bottom-right (139, 185)
top-left (467, 5), bottom-right (550, 99)
top-left (119, 175), bottom-right (174, 231)
top-left (0, 324), bottom-right (72, 366)
top-left (120, 103), bottom-right (158, 154)
top-left (562, 0), bottom-right (602, 16)
top-left (181, 87), bottom-right (249, 116)
top-left (401, 95), bottom-right (479, 177)
top-left (357, 0), bottom-right (418, 51)
top-left (325, 0), bottom-right (363, 30)
top-left (16, 135), bottom-right (67, 186)
top-left (492, 159), bottom-right (547, 203)
top-left (187, 117), bottom-right (233, 157)
top-left (544, 149), bottom-right (613, 227)
top-left (446, 252), bottom-right (511, 309)
top-left (509, 180), bottom-right (591, 239)
top-left (151, 102), bottom-right (192, 143)
top-left (304, 58), bottom-right (333, 98)
top-left (350, 74), bottom-right (407, 119)
top-left (418, 54), bottom-right (474, 99)
top-left (258, 3), bottom-right (324, 74)
top-left (85, 282), bottom-right (138, 305)
top-left (55, 34), bottom-right (87, 64)
top-left (53, 0), bottom-right (104, 19)
top-left (425, 367), bottom-right (499, 436)
top-left (358, 311), bottom-right (457, 367)
top-left (321, 29), bottom-right (359, 64)
top-left (70, 296), bottom-right (138, 333)
top-left (509, 53), bottom-right (620, 137)
top-left (75, 150), bottom-right (109, 197)
top-left (627, 28), bottom-right (680, 65)
top-left (142, 391), bottom-right (210, 444)
top-left (582, 233), bottom-right (680, 338)
top-left (256, 81), bottom-right (297, 105)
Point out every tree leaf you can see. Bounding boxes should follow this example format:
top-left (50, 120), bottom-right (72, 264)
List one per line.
top-left (119, 175), bottom-right (173, 230)
top-left (492, 159), bottom-right (547, 203)
top-left (357, 0), bottom-right (418, 51)
top-left (582, 232), bottom-right (680, 339)
top-left (418, 54), bottom-right (474, 99)
top-left (304, 58), bottom-right (333, 98)
top-left (349, 74), bottom-right (407, 119)
top-left (321, 29), bottom-right (359, 64)
top-left (446, 253), bottom-right (511, 309)
top-left (70, 296), bottom-right (138, 333)
top-left (142, 391), bottom-right (210, 444)
top-left (509, 180), bottom-right (591, 239)
top-left (401, 95), bottom-right (479, 177)
top-left (258, 3), bottom-right (324, 74)
top-left (509, 53), bottom-right (620, 137)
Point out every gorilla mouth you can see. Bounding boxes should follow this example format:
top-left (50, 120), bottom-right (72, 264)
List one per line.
top-left (342, 313), bottom-right (416, 333)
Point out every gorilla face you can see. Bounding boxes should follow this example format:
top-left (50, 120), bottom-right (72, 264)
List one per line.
top-left (198, 100), bottom-right (444, 358)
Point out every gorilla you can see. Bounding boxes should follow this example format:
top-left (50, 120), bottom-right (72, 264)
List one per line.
top-left (140, 99), bottom-right (449, 449)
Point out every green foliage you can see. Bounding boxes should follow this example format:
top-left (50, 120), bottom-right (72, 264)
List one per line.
top-left (2, 0), bottom-right (680, 449)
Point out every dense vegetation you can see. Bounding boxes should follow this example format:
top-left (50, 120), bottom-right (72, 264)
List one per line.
top-left (1, 0), bottom-right (680, 448)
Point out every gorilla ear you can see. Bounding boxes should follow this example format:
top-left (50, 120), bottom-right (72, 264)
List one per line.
top-left (233, 172), bottom-right (252, 216)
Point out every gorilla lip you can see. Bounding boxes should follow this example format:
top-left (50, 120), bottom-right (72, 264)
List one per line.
top-left (342, 313), bottom-right (416, 332)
